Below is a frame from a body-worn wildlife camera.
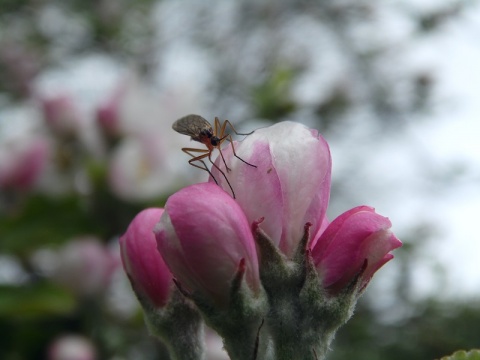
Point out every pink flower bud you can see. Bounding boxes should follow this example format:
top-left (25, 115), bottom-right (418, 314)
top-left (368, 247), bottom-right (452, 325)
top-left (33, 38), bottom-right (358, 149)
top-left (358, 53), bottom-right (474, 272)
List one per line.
top-left (41, 95), bottom-right (83, 135)
top-left (97, 105), bottom-right (119, 136)
top-left (211, 121), bottom-right (331, 258)
top-left (0, 136), bottom-right (50, 190)
top-left (120, 208), bottom-right (173, 308)
top-left (96, 85), bottom-right (124, 136)
top-left (53, 238), bottom-right (117, 296)
top-left (0, 41), bottom-right (40, 97)
top-left (155, 183), bottom-right (260, 307)
top-left (48, 335), bottom-right (97, 360)
top-left (311, 206), bottom-right (402, 292)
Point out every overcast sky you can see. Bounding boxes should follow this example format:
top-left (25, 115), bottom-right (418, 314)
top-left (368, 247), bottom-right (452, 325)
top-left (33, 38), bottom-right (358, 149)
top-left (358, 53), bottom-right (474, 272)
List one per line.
top-left (361, 3), bottom-right (480, 299)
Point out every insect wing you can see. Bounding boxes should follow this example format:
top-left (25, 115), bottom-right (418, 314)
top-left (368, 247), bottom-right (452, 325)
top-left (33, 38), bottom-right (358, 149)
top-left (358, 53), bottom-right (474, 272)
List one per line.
top-left (172, 114), bottom-right (212, 140)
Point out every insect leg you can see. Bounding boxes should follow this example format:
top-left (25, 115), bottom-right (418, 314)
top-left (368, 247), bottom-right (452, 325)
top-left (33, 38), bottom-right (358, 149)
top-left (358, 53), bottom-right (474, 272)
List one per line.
top-left (182, 147), bottom-right (236, 197)
top-left (214, 116), bottom-right (220, 135)
top-left (207, 152), bottom-right (236, 199)
top-left (225, 134), bottom-right (257, 168)
top-left (223, 119), bottom-right (255, 136)
top-left (213, 117), bottom-right (232, 172)
top-left (182, 148), bottom-right (219, 185)
top-left (218, 146), bottom-right (232, 173)
top-left (216, 118), bottom-right (257, 169)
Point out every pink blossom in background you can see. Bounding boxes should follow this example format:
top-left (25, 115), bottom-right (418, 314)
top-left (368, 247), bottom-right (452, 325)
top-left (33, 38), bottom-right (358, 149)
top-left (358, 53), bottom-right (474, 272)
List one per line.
top-left (52, 237), bottom-right (117, 297)
top-left (155, 183), bottom-right (260, 307)
top-left (96, 82), bottom-right (125, 136)
top-left (0, 41), bottom-right (40, 96)
top-left (311, 206), bottom-right (402, 293)
top-left (120, 208), bottom-right (173, 307)
top-left (96, 102), bottom-right (120, 136)
top-left (108, 133), bottom-right (175, 201)
top-left (211, 121), bottom-right (332, 258)
top-left (41, 95), bottom-right (84, 135)
top-left (48, 335), bottom-right (97, 360)
top-left (92, 74), bottom-right (208, 200)
top-left (110, 74), bottom-right (205, 136)
top-left (0, 135), bottom-right (50, 190)
top-left (96, 74), bottom-right (180, 136)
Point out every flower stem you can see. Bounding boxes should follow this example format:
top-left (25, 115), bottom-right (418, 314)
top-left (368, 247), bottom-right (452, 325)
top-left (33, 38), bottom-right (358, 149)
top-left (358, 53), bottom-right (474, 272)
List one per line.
top-left (161, 324), bottom-right (204, 360)
top-left (142, 289), bottom-right (205, 360)
top-left (222, 325), bottom-right (262, 360)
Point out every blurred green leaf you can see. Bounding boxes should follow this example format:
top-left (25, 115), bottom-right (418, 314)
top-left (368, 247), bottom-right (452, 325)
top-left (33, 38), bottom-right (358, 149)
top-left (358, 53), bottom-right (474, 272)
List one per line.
top-left (0, 195), bottom-right (103, 255)
top-left (0, 0), bottom-right (31, 14)
top-left (438, 350), bottom-right (480, 360)
top-left (0, 283), bottom-right (77, 320)
top-left (314, 85), bottom-right (351, 130)
top-left (252, 67), bottom-right (297, 120)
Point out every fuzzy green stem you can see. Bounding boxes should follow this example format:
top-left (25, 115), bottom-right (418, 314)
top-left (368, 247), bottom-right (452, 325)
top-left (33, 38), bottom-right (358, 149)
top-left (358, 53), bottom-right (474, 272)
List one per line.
top-left (272, 331), bottom-right (328, 360)
top-left (189, 259), bottom-right (269, 360)
top-left (159, 325), bottom-right (204, 360)
top-left (253, 222), bottom-right (341, 360)
top-left (141, 289), bottom-right (205, 360)
top-left (221, 322), bottom-right (263, 360)
top-left (267, 291), bottom-right (331, 360)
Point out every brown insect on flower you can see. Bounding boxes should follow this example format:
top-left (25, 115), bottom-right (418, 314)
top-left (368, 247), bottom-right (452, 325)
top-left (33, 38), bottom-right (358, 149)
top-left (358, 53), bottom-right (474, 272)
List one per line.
top-left (172, 114), bottom-right (257, 198)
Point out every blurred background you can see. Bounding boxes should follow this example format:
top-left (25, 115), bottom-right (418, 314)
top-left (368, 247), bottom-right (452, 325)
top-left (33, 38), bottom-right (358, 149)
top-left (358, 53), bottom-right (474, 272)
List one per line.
top-left (1, 1), bottom-right (479, 359)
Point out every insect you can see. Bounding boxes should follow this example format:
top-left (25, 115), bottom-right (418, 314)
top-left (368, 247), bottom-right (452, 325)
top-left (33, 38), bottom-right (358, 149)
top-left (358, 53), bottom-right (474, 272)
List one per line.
top-left (172, 114), bottom-right (257, 198)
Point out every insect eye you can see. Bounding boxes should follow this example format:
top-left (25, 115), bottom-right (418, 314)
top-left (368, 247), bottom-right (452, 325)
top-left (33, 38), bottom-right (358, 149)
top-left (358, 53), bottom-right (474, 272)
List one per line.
top-left (211, 138), bottom-right (219, 146)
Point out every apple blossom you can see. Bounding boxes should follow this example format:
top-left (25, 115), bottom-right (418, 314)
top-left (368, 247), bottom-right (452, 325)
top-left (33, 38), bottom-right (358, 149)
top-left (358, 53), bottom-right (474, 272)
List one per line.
top-left (108, 133), bottom-right (184, 201)
top-left (108, 135), bottom-right (163, 199)
top-left (0, 136), bottom-right (50, 190)
top-left (53, 237), bottom-right (117, 297)
top-left (311, 205), bottom-right (402, 293)
top-left (155, 182), bottom-right (260, 307)
top-left (120, 208), bottom-right (172, 307)
top-left (48, 335), bottom-right (97, 360)
top-left (211, 121), bottom-right (331, 258)
top-left (41, 95), bottom-right (83, 136)
top-left (96, 83), bottom-right (125, 137)
top-left (0, 41), bottom-right (40, 96)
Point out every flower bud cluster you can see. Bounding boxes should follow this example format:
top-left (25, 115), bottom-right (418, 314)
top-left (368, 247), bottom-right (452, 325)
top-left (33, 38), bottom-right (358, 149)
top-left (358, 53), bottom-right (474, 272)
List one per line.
top-left (119, 121), bottom-right (402, 360)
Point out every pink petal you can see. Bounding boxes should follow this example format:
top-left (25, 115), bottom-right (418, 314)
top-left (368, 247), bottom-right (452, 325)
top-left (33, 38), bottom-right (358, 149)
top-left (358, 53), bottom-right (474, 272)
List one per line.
top-left (120, 208), bottom-right (172, 307)
top-left (155, 183), bottom-right (260, 306)
top-left (211, 140), bottom-right (284, 249)
top-left (312, 206), bottom-right (401, 289)
top-left (0, 136), bottom-right (50, 190)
